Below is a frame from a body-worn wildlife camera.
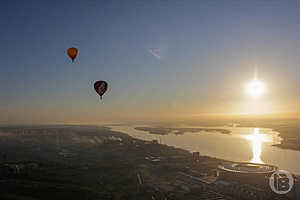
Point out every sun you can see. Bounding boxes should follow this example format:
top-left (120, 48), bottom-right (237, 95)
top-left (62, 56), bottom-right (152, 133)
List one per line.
top-left (247, 79), bottom-right (265, 98)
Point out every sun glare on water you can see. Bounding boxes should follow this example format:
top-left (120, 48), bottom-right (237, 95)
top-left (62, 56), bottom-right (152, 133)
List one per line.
top-left (243, 128), bottom-right (272, 164)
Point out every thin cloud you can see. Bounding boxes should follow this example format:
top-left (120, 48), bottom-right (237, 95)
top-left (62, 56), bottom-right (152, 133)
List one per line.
top-left (148, 48), bottom-right (162, 60)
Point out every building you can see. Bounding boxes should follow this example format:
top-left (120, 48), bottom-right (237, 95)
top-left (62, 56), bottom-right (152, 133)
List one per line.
top-left (151, 139), bottom-right (158, 144)
top-left (218, 162), bottom-right (278, 189)
top-left (192, 152), bottom-right (200, 162)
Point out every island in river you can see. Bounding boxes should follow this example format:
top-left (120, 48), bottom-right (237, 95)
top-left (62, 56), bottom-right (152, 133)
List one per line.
top-left (0, 125), bottom-right (238, 200)
top-left (180, 117), bottom-right (300, 151)
top-left (0, 125), bottom-right (295, 199)
top-left (134, 127), bottom-right (231, 135)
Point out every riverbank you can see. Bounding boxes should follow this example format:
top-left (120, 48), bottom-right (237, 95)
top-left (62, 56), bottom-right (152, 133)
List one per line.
top-left (135, 127), bottom-right (231, 135)
top-left (231, 119), bottom-right (300, 151)
top-left (174, 118), bottom-right (300, 151)
top-left (0, 125), bottom-right (231, 200)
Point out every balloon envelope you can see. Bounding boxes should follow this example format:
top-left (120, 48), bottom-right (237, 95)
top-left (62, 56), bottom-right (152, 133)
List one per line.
top-left (67, 47), bottom-right (79, 62)
top-left (94, 81), bottom-right (108, 99)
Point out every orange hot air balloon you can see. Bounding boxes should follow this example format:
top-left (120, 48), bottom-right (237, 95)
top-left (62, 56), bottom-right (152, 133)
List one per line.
top-left (67, 47), bottom-right (79, 62)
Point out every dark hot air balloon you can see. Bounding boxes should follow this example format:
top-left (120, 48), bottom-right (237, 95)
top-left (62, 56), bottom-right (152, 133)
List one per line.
top-left (94, 81), bottom-right (108, 100)
top-left (67, 47), bottom-right (79, 62)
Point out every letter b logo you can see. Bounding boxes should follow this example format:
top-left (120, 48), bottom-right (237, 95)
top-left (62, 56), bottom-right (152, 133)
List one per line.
top-left (269, 170), bottom-right (294, 194)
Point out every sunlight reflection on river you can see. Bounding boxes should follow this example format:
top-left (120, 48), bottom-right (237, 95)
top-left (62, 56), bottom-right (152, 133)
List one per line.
top-left (107, 125), bottom-right (300, 174)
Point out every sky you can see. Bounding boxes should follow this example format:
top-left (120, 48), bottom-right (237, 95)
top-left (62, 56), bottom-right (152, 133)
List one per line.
top-left (1, 0), bottom-right (300, 124)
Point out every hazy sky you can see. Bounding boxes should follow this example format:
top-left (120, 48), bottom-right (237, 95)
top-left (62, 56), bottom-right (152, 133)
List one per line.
top-left (1, 1), bottom-right (300, 124)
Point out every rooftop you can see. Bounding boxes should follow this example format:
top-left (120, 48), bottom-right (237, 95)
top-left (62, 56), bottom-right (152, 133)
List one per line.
top-left (218, 162), bottom-right (278, 174)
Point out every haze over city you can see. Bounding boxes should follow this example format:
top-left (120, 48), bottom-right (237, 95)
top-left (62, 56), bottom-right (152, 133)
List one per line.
top-left (1, 1), bottom-right (300, 200)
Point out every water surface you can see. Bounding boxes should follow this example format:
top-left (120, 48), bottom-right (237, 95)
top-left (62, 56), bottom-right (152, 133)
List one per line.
top-left (108, 125), bottom-right (300, 174)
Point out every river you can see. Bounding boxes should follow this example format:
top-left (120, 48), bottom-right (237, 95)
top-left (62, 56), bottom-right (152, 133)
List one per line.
top-left (107, 124), bottom-right (300, 174)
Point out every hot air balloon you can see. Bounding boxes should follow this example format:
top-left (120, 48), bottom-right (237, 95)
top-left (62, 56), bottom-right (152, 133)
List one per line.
top-left (67, 47), bottom-right (79, 62)
top-left (94, 81), bottom-right (108, 100)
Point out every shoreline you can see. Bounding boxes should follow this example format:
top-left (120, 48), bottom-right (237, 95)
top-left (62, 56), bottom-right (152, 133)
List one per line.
top-left (134, 127), bottom-right (231, 135)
